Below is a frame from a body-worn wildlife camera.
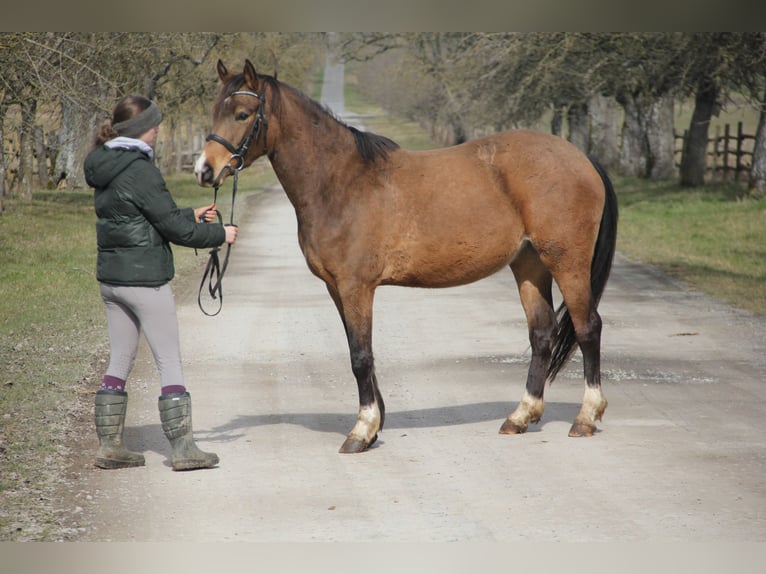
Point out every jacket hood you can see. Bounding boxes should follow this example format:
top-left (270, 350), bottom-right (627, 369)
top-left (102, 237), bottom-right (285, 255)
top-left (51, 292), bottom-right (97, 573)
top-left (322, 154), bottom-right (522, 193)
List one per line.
top-left (84, 145), bottom-right (149, 189)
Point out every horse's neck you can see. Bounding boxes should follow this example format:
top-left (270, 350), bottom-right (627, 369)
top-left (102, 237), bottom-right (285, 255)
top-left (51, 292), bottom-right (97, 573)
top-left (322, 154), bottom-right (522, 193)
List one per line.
top-left (268, 98), bottom-right (357, 211)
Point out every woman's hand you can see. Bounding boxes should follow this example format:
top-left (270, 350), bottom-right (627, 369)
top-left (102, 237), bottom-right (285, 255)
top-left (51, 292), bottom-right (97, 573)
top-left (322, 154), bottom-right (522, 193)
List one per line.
top-left (224, 225), bottom-right (238, 245)
top-left (195, 203), bottom-right (217, 223)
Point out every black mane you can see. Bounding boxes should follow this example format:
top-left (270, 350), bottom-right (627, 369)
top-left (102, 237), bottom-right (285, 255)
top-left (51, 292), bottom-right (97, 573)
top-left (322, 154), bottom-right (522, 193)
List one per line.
top-left (348, 126), bottom-right (400, 164)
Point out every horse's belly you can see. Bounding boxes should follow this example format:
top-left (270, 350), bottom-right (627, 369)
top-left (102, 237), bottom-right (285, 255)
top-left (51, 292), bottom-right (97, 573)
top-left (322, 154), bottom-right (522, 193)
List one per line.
top-left (384, 229), bottom-right (522, 288)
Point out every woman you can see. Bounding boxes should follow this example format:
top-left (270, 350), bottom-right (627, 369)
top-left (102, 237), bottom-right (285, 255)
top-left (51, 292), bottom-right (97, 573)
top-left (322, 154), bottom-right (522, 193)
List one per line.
top-left (84, 94), bottom-right (238, 471)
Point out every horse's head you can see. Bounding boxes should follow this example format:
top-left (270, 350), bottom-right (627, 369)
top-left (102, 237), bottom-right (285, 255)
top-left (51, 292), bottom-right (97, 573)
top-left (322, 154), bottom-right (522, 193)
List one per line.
top-left (195, 59), bottom-right (269, 187)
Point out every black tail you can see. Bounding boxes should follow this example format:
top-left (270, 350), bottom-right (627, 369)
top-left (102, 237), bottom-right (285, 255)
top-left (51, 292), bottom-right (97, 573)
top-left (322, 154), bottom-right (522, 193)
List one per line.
top-left (546, 158), bottom-right (618, 382)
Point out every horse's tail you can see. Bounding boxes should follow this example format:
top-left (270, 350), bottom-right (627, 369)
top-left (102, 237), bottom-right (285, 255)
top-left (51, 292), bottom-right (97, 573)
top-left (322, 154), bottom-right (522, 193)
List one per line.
top-left (547, 158), bottom-right (618, 382)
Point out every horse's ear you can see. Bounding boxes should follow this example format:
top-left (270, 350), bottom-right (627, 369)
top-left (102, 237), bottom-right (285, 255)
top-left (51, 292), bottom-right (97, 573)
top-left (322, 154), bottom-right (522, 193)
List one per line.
top-left (244, 59), bottom-right (258, 89)
top-left (217, 60), bottom-right (229, 82)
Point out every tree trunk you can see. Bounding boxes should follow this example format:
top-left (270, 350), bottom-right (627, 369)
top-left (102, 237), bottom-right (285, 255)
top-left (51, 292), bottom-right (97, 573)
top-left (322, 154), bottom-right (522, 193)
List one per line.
top-left (0, 99), bottom-right (7, 213)
top-left (617, 91), bottom-right (676, 180)
top-left (646, 94), bottom-right (675, 179)
top-left (680, 78), bottom-right (718, 187)
top-left (588, 94), bottom-right (620, 173)
top-left (34, 125), bottom-right (48, 189)
top-left (550, 105), bottom-right (564, 137)
top-left (567, 101), bottom-right (589, 153)
top-left (617, 92), bottom-right (646, 177)
top-left (18, 98), bottom-right (36, 201)
top-left (56, 98), bottom-right (100, 190)
top-left (749, 84), bottom-right (766, 198)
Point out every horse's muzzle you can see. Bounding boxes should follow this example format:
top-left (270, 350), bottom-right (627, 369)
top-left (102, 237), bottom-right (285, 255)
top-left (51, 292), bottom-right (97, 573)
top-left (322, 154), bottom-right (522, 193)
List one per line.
top-left (194, 154), bottom-right (215, 187)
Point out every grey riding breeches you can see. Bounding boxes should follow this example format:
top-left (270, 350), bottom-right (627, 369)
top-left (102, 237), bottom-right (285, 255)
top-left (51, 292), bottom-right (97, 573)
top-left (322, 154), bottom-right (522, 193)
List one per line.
top-left (99, 282), bottom-right (184, 389)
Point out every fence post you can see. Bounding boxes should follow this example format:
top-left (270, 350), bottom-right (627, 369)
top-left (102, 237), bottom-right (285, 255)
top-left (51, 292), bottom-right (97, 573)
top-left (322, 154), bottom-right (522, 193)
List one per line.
top-left (722, 123), bottom-right (731, 181)
top-left (736, 121), bottom-right (744, 182)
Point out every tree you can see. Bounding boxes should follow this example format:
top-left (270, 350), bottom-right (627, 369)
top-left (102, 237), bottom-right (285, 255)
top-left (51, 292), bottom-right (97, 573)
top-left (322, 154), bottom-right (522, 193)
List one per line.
top-left (750, 82), bottom-right (766, 197)
top-left (0, 33), bottom-right (328, 198)
top-left (747, 33), bottom-right (766, 197)
top-left (678, 33), bottom-right (765, 187)
top-left (0, 33), bottom-right (45, 200)
top-left (345, 33), bottom-right (679, 178)
top-left (588, 33), bottom-right (685, 179)
top-left (340, 33), bottom-right (475, 145)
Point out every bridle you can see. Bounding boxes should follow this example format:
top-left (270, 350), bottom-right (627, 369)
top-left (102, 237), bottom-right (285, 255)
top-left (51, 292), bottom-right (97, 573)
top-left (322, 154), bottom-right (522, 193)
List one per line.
top-left (197, 88), bottom-right (268, 316)
top-left (205, 89), bottom-right (269, 182)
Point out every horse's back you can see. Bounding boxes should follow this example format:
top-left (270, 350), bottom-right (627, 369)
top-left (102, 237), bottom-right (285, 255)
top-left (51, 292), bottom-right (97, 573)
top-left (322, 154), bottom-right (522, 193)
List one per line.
top-left (387, 129), bottom-right (605, 228)
top-left (392, 129), bottom-right (602, 195)
top-left (371, 129), bottom-right (606, 287)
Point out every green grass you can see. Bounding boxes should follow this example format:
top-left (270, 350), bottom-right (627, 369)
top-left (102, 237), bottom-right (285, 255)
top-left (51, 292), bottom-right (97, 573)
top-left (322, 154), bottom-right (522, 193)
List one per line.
top-left (615, 177), bottom-right (766, 315)
top-left (0, 190), bottom-right (107, 540)
top-left (0, 168), bottom-right (273, 540)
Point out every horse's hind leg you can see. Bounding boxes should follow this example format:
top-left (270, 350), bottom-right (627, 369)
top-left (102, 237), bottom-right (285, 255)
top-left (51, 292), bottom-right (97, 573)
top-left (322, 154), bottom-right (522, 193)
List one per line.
top-left (325, 280), bottom-right (384, 454)
top-left (501, 244), bottom-right (556, 434)
top-left (555, 273), bottom-right (608, 437)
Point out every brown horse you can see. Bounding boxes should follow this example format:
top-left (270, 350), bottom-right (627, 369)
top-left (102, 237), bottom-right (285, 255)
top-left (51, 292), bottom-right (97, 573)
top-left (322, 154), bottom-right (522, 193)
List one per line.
top-left (195, 60), bottom-right (618, 454)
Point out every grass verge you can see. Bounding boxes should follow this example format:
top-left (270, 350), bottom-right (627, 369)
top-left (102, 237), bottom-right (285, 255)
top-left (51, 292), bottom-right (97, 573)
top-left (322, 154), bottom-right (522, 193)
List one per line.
top-left (0, 167), bottom-right (274, 540)
top-left (615, 177), bottom-right (766, 315)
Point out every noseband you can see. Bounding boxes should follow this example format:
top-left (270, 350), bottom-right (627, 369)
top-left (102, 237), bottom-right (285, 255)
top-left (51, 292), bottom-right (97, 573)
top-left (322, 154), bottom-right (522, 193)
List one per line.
top-left (205, 89), bottom-right (268, 177)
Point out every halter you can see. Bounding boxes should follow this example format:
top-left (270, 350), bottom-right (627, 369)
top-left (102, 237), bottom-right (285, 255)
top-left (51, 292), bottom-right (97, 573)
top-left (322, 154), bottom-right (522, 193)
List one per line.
top-left (197, 89), bottom-right (268, 316)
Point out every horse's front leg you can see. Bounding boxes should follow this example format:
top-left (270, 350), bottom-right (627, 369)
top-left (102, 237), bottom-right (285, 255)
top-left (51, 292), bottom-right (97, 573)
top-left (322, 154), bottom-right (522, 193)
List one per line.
top-left (326, 281), bottom-right (385, 454)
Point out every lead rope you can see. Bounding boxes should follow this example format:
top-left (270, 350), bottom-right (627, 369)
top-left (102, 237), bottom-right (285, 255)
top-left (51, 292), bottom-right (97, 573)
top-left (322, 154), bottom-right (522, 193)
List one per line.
top-left (197, 169), bottom-right (239, 316)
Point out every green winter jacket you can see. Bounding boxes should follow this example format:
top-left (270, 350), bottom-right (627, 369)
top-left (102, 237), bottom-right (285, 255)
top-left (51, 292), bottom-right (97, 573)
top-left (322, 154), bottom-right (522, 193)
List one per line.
top-left (84, 144), bottom-right (226, 286)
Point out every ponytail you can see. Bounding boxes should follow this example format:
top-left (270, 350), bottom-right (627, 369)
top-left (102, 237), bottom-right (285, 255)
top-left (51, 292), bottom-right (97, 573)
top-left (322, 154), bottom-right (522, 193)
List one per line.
top-left (93, 121), bottom-right (118, 147)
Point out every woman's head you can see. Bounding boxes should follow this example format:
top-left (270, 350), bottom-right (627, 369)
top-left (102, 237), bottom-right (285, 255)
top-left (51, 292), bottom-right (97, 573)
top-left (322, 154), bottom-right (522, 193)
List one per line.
top-left (94, 94), bottom-right (163, 146)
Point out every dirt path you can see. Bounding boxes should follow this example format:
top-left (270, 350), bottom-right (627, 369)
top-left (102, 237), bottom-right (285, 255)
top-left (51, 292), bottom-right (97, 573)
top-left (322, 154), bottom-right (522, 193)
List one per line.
top-left (64, 182), bottom-right (766, 542)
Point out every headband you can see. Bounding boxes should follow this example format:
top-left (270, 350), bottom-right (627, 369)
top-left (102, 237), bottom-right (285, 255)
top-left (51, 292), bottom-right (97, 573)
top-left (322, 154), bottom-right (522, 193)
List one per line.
top-left (113, 101), bottom-right (162, 138)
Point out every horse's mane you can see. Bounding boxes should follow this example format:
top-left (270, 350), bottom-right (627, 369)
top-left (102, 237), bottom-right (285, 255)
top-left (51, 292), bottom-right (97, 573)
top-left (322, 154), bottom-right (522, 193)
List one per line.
top-left (217, 72), bottom-right (400, 163)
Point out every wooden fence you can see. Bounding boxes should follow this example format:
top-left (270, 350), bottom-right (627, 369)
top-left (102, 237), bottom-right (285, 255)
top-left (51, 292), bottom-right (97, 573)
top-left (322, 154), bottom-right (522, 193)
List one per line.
top-left (674, 121), bottom-right (756, 182)
top-left (155, 121), bottom-right (208, 174)
top-left (154, 120), bottom-right (270, 178)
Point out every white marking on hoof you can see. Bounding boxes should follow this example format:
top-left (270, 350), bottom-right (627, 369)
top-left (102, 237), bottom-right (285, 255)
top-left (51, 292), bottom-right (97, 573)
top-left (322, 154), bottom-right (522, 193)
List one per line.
top-left (347, 403), bottom-right (381, 444)
top-left (507, 390), bottom-right (545, 429)
top-left (576, 385), bottom-right (608, 424)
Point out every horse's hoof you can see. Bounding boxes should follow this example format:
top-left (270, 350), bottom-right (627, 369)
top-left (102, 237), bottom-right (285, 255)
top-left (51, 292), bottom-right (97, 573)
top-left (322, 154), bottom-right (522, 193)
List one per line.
top-left (499, 419), bottom-right (527, 434)
top-left (568, 421), bottom-right (596, 437)
top-left (339, 435), bottom-right (375, 454)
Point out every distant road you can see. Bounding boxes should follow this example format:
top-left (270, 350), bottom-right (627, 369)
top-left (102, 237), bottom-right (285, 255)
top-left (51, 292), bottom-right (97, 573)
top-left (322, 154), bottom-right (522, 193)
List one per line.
top-left (320, 58), bottom-right (345, 117)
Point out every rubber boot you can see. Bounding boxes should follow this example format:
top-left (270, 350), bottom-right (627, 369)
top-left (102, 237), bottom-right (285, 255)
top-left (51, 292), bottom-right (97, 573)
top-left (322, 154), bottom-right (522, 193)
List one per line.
top-left (158, 391), bottom-right (219, 471)
top-left (94, 390), bottom-right (145, 469)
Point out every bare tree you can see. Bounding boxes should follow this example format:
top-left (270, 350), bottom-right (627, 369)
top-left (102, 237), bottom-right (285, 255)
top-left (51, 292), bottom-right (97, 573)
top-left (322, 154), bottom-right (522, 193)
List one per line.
top-left (0, 33), bottom-right (42, 200)
top-left (750, 82), bottom-right (766, 198)
top-left (588, 93), bottom-right (621, 172)
top-left (678, 33), bottom-right (765, 187)
top-left (341, 32), bottom-right (475, 145)
top-left (748, 33), bottom-right (766, 197)
top-left (0, 33), bottom-right (326, 199)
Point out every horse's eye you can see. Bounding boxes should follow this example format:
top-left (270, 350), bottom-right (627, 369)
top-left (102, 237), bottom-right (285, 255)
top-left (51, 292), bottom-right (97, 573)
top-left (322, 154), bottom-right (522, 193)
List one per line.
top-left (236, 111), bottom-right (250, 121)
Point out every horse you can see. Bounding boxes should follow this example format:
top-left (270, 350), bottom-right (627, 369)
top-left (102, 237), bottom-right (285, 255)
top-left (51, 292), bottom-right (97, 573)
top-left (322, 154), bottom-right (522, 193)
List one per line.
top-left (195, 59), bottom-right (618, 454)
